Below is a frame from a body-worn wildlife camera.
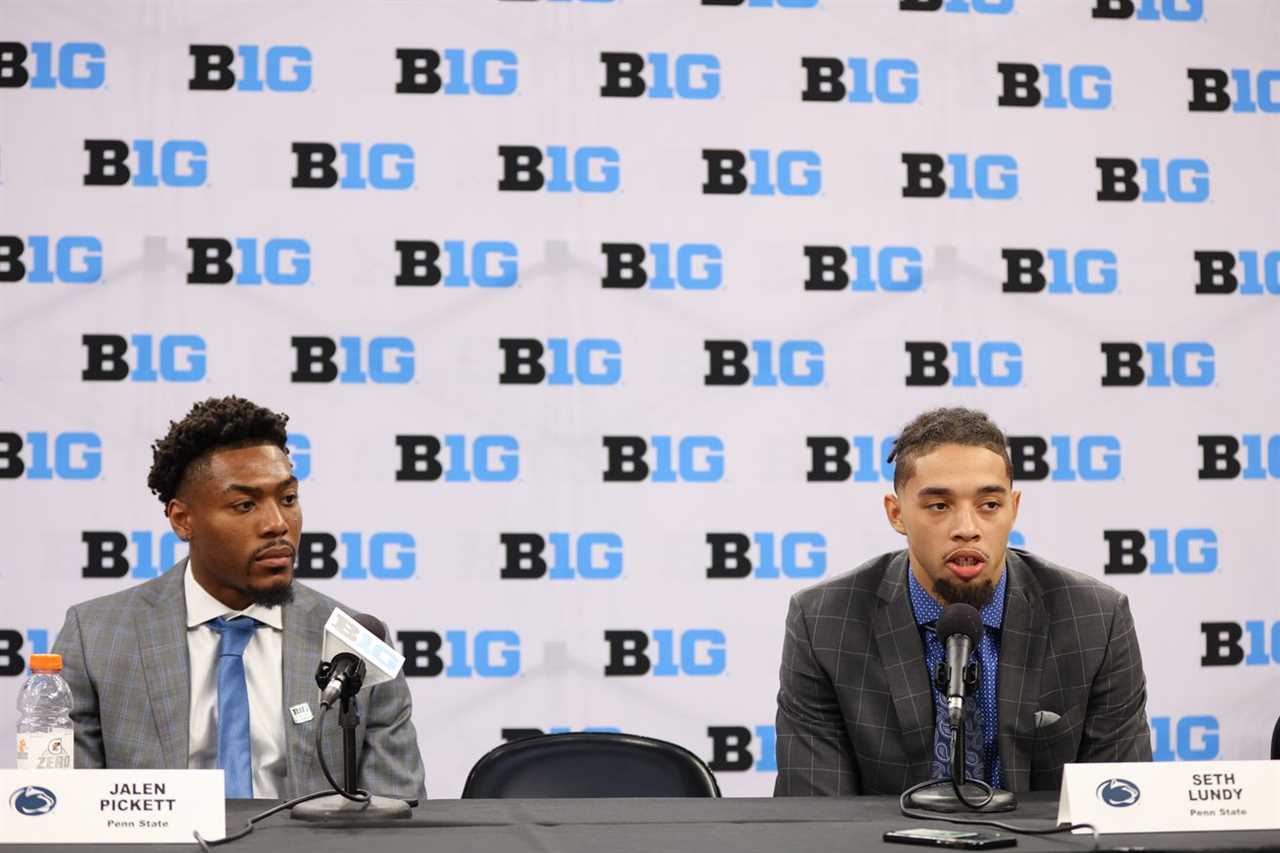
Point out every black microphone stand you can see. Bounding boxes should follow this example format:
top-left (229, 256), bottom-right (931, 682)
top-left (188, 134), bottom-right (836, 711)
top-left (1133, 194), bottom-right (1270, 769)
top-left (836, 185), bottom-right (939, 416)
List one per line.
top-left (291, 660), bottom-right (412, 822)
top-left (905, 659), bottom-right (1016, 813)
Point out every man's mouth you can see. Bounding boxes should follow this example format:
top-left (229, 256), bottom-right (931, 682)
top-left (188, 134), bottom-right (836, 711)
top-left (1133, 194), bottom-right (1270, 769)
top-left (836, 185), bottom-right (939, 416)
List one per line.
top-left (944, 550), bottom-right (988, 581)
top-left (253, 546), bottom-right (294, 571)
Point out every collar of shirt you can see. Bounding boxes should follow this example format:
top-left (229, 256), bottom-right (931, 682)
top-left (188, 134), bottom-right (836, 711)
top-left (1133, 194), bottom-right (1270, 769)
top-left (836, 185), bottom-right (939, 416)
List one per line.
top-left (183, 560), bottom-right (284, 632)
top-left (907, 563), bottom-right (1008, 630)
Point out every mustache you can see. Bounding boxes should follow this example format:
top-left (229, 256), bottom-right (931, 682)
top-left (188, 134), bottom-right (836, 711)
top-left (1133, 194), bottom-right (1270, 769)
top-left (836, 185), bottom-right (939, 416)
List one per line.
top-left (252, 541), bottom-right (296, 560)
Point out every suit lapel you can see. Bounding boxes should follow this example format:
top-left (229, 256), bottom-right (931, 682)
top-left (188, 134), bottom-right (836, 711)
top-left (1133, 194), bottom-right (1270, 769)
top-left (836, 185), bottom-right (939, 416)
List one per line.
top-left (282, 591), bottom-right (323, 798)
top-left (997, 551), bottom-right (1048, 792)
top-left (872, 552), bottom-right (935, 782)
top-left (136, 560), bottom-right (191, 770)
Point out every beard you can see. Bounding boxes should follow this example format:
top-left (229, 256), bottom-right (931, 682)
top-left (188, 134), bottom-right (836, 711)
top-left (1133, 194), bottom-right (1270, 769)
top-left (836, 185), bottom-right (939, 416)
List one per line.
top-left (932, 575), bottom-right (997, 609)
top-left (246, 581), bottom-right (294, 608)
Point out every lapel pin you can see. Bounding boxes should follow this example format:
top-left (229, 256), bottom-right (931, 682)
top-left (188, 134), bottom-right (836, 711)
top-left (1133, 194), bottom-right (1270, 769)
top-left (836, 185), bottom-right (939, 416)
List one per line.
top-left (290, 702), bottom-right (314, 724)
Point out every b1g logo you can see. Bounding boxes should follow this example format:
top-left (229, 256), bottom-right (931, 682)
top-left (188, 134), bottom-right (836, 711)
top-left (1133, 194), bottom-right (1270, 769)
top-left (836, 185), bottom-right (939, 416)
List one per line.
top-left (290, 336), bottom-right (414, 383)
top-left (601, 243), bottom-right (722, 290)
top-left (498, 146), bottom-right (620, 193)
top-left (0, 630), bottom-right (50, 677)
top-left (189, 45), bottom-right (311, 91)
top-left (82, 531), bottom-right (187, 578)
top-left (84, 140), bottom-right (207, 187)
top-left (600, 52), bottom-right (720, 99)
top-left (996, 63), bottom-right (1111, 109)
top-left (1151, 715), bottom-right (1219, 761)
top-left (707, 726), bottom-right (776, 772)
top-left (1201, 622), bottom-right (1280, 666)
top-left (187, 238), bottom-right (309, 285)
top-left (806, 436), bottom-right (896, 483)
top-left (1103, 529), bottom-right (1217, 575)
top-left (395, 435), bottom-right (519, 482)
top-left (0, 236), bottom-right (102, 284)
top-left (499, 533), bottom-right (623, 580)
top-left (294, 532), bottom-right (415, 580)
top-left (1188, 68), bottom-right (1280, 113)
top-left (395, 49), bottom-right (517, 95)
top-left (1194, 250), bottom-right (1280, 296)
top-left (1091, 0), bottom-right (1202, 20)
top-left (499, 338), bottom-right (622, 385)
top-left (602, 436), bottom-right (724, 483)
top-left (702, 149), bottom-right (821, 196)
top-left (702, 0), bottom-right (816, 7)
top-left (1197, 435), bottom-right (1280, 480)
top-left (395, 241), bottom-right (518, 287)
top-left (291, 143), bottom-right (414, 190)
top-left (804, 245), bottom-right (922, 292)
top-left (0, 432), bottom-right (101, 480)
top-left (1101, 342), bottom-right (1214, 387)
top-left (706, 532), bottom-right (826, 579)
top-left (904, 341), bottom-right (1022, 387)
top-left (82, 334), bottom-right (206, 382)
top-left (900, 0), bottom-right (1012, 12)
top-left (397, 630), bottom-right (520, 677)
top-left (603, 630), bottom-right (726, 676)
top-left (801, 58), bottom-right (918, 104)
top-left (902, 153), bottom-right (1018, 200)
top-left (704, 340), bottom-right (824, 386)
top-left (0, 41), bottom-right (104, 89)
top-left (1002, 249), bottom-right (1116, 294)
top-left (1008, 435), bottom-right (1121, 481)
top-left (1095, 158), bottom-right (1208, 203)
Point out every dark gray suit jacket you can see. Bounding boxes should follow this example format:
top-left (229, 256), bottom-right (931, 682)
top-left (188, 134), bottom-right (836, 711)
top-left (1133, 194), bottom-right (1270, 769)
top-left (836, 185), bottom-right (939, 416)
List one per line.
top-left (52, 561), bottom-right (427, 799)
top-left (774, 549), bottom-right (1151, 796)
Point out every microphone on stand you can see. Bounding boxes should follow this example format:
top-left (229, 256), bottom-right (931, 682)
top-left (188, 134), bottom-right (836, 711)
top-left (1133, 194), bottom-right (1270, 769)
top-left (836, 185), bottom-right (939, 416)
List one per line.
top-left (905, 603), bottom-right (1016, 814)
top-left (291, 609), bottom-right (413, 822)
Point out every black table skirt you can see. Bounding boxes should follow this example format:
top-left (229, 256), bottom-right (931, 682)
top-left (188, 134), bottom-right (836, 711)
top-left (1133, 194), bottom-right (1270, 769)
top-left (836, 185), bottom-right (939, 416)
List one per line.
top-left (5, 793), bottom-right (1278, 852)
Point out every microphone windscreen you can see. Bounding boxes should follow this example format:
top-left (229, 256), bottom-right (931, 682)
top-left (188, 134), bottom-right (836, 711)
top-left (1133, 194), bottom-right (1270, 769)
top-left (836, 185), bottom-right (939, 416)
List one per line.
top-left (937, 603), bottom-right (982, 646)
top-left (354, 613), bottom-right (388, 643)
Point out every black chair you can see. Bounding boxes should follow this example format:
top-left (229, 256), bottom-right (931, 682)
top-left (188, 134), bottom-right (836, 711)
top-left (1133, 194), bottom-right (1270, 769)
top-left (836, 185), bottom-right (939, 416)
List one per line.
top-left (1272, 715), bottom-right (1280, 760)
top-left (461, 732), bottom-right (721, 798)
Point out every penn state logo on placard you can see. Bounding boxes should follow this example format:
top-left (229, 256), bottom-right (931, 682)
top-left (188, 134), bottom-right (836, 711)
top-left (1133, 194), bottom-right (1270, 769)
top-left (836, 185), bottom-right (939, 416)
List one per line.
top-left (10, 786), bottom-right (57, 816)
top-left (1096, 778), bottom-right (1141, 807)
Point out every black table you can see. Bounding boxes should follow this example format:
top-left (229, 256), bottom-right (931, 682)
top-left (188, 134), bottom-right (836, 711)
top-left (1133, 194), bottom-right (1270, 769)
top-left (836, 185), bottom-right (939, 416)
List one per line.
top-left (7, 794), bottom-right (1280, 852)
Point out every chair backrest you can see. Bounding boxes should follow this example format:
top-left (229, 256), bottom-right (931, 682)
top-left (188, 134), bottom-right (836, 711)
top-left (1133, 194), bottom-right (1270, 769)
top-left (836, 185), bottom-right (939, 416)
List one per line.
top-left (1272, 715), bottom-right (1280, 760)
top-left (461, 732), bottom-right (721, 798)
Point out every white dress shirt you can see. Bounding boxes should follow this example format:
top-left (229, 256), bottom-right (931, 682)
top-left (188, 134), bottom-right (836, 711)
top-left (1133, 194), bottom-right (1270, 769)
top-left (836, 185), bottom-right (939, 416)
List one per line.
top-left (185, 563), bottom-right (287, 798)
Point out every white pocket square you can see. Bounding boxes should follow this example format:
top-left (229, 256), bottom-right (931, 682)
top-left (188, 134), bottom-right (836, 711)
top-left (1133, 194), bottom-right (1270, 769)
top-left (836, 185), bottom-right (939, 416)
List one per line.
top-left (1034, 710), bottom-right (1062, 729)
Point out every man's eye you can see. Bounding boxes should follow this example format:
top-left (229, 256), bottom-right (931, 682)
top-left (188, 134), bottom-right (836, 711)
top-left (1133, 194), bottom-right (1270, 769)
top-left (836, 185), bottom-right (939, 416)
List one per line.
top-left (282, 494), bottom-right (298, 506)
top-left (983, 501), bottom-right (1001, 510)
top-left (928, 503), bottom-right (947, 511)
top-left (235, 501), bottom-right (254, 512)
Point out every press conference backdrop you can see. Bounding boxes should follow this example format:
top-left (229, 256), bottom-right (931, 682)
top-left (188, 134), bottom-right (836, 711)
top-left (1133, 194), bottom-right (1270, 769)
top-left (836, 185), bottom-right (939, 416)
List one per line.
top-left (2, 0), bottom-right (1278, 797)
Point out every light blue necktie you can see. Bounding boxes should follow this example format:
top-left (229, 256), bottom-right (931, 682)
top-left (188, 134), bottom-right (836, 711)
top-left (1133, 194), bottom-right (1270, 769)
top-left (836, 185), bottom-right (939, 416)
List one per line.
top-left (208, 615), bottom-right (261, 799)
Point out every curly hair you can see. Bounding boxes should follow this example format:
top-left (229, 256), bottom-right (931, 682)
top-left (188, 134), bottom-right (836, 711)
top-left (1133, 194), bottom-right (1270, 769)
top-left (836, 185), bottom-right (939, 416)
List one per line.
top-left (147, 396), bottom-right (290, 506)
top-left (887, 407), bottom-right (1012, 493)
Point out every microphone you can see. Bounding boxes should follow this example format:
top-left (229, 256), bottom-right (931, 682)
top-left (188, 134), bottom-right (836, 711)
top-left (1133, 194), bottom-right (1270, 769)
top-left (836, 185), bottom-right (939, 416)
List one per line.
top-left (318, 613), bottom-right (388, 708)
top-left (293, 609), bottom-right (412, 823)
top-left (936, 603), bottom-right (983, 724)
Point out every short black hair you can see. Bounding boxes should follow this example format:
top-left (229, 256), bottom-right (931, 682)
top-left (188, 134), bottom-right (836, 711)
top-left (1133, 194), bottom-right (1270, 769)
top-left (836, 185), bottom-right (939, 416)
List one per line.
top-left (147, 396), bottom-right (290, 507)
top-left (887, 407), bottom-right (1012, 493)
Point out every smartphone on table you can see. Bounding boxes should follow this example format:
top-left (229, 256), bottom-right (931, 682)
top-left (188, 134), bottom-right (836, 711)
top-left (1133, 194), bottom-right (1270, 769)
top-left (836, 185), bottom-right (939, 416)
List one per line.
top-left (884, 827), bottom-right (1017, 849)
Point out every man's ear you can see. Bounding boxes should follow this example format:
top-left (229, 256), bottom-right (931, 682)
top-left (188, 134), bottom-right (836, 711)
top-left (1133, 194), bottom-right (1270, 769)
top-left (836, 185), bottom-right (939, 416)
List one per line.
top-left (167, 499), bottom-right (192, 542)
top-left (884, 493), bottom-right (907, 536)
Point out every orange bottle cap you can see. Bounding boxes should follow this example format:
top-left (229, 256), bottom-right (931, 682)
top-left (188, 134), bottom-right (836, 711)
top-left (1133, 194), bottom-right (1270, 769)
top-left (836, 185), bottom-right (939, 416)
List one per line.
top-left (29, 654), bottom-right (63, 672)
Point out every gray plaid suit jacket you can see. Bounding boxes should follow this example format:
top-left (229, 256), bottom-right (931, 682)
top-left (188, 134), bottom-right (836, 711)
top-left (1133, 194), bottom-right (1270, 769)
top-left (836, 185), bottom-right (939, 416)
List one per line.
top-left (52, 560), bottom-right (427, 799)
top-left (774, 549), bottom-right (1151, 796)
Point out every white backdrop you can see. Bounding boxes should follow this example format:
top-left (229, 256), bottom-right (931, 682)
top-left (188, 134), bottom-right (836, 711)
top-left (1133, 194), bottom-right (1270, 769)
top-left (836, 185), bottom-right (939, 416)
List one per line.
top-left (2, 0), bottom-right (1278, 798)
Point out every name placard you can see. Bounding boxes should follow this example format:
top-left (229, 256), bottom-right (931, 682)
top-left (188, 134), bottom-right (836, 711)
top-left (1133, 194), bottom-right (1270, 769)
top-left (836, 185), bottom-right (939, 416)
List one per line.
top-left (1058, 760), bottom-right (1280, 834)
top-left (0, 769), bottom-right (225, 844)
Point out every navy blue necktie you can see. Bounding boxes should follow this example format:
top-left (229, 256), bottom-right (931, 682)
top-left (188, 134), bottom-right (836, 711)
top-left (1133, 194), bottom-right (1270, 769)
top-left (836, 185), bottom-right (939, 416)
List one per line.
top-left (207, 615), bottom-right (261, 798)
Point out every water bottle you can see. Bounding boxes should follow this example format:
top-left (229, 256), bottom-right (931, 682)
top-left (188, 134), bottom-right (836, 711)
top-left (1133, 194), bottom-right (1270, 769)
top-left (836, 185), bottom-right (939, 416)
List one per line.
top-left (16, 654), bottom-right (74, 770)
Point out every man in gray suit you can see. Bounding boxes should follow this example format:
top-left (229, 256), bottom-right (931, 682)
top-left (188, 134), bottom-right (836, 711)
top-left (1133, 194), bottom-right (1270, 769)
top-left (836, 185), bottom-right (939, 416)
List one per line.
top-left (53, 396), bottom-right (426, 800)
top-left (775, 407), bottom-right (1150, 796)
